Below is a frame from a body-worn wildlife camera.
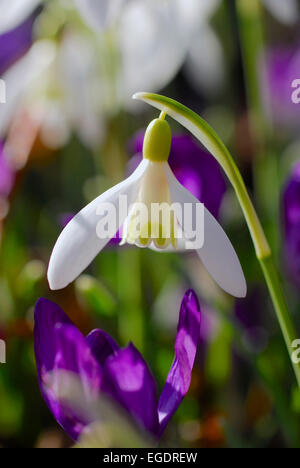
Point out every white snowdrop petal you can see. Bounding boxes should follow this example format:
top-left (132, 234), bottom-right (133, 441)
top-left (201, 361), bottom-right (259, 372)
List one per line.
top-left (119, 1), bottom-right (193, 108)
top-left (47, 160), bottom-right (149, 290)
top-left (58, 33), bottom-right (104, 148)
top-left (0, 41), bottom-right (56, 138)
top-left (263, 0), bottom-right (299, 25)
top-left (163, 163), bottom-right (246, 298)
top-left (185, 25), bottom-right (225, 97)
top-left (0, 0), bottom-right (40, 34)
top-left (74, 0), bottom-right (127, 31)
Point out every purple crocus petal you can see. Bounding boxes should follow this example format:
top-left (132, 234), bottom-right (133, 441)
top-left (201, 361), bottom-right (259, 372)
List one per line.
top-left (158, 289), bottom-right (201, 436)
top-left (283, 162), bottom-right (300, 287)
top-left (86, 329), bottom-right (120, 366)
top-left (0, 14), bottom-right (35, 75)
top-left (102, 343), bottom-right (159, 435)
top-left (129, 133), bottom-right (226, 218)
top-left (34, 298), bottom-right (72, 373)
top-left (34, 298), bottom-right (102, 440)
top-left (0, 142), bottom-right (15, 198)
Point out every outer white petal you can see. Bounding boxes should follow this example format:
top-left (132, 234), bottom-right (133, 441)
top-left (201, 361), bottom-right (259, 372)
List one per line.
top-left (185, 25), bottom-right (225, 97)
top-left (47, 160), bottom-right (149, 290)
top-left (119, 0), bottom-right (193, 108)
top-left (0, 0), bottom-right (40, 34)
top-left (174, 0), bottom-right (221, 29)
top-left (0, 41), bottom-right (56, 138)
top-left (74, 0), bottom-right (128, 31)
top-left (58, 33), bottom-right (104, 148)
top-left (263, 0), bottom-right (299, 25)
top-left (163, 163), bottom-right (246, 298)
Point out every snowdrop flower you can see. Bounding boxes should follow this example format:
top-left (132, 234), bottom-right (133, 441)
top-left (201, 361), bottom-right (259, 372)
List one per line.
top-left (69, 0), bottom-right (224, 107)
top-left (34, 290), bottom-right (201, 442)
top-left (0, 0), bottom-right (224, 113)
top-left (48, 114), bottom-right (246, 297)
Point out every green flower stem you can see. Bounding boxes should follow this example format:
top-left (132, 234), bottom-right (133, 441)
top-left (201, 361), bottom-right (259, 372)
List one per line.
top-left (133, 92), bottom-right (300, 387)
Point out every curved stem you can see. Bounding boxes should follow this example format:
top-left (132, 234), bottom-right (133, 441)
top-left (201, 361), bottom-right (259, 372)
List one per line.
top-left (133, 92), bottom-right (300, 387)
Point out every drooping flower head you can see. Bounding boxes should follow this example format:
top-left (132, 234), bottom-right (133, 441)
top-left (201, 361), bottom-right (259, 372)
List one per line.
top-left (48, 114), bottom-right (246, 297)
top-left (34, 289), bottom-right (201, 442)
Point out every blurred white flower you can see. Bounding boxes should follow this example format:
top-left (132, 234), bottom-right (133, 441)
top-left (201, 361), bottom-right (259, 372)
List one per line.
top-left (0, 40), bottom-right (55, 139)
top-left (58, 33), bottom-right (105, 147)
top-left (263, 0), bottom-right (299, 25)
top-left (0, 0), bottom-right (224, 147)
top-left (115, 0), bottom-right (222, 106)
top-left (185, 24), bottom-right (225, 97)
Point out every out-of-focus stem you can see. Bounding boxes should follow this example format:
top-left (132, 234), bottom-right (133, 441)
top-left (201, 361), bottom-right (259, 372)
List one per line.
top-left (236, 0), bottom-right (280, 253)
top-left (236, 0), bottom-right (269, 144)
top-left (118, 248), bottom-right (144, 351)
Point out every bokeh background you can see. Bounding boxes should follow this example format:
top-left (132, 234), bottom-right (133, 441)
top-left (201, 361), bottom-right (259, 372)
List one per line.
top-left (1, 0), bottom-right (300, 448)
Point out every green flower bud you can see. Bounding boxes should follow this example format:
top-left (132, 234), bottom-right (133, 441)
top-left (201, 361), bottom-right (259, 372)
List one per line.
top-left (143, 117), bottom-right (171, 162)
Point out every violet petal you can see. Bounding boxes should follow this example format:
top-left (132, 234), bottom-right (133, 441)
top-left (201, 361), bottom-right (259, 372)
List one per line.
top-left (34, 298), bottom-right (101, 440)
top-left (86, 329), bottom-right (120, 366)
top-left (158, 289), bottom-right (201, 435)
top-left (102, 343), bottom-right (159, 435)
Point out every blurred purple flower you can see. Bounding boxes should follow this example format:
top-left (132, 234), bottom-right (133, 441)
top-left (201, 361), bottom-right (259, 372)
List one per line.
top-left (0, 14), bottom-right (35, 75)
top-left (283, 162), bottom-right (300, 287)
top-left (130, 133), bottom-right (226, 219)
top-left (34, 289), bottom-right (201, 441)
top-left (262, 46), bottom-right (300, 129)
top-left (0, 143), bottom-right (15, 198)
top-left (234, 288), bottom-right (268, 352)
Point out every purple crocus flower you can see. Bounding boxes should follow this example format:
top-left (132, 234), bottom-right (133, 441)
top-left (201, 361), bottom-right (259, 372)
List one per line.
top-left (283, 162), bottom-right (300, 287)
top-left (0, 13), bottom-right (35, 76)
top-left (34, 289), bottom-right (201, 442)
top-left (130, 133), bottom-right (226, 219)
